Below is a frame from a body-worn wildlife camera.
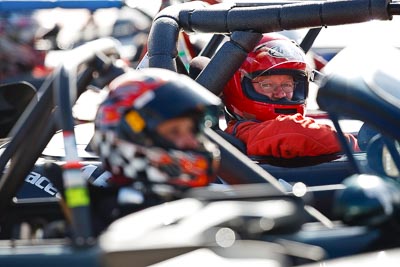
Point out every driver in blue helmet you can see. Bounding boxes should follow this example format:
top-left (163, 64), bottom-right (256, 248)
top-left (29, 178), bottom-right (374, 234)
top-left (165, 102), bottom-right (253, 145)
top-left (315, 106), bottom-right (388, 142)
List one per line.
top-left (90, 67), bottom-right (221, 194)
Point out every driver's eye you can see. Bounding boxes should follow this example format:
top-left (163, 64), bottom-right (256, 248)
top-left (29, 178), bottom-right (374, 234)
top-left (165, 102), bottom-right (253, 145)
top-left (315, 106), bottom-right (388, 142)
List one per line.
top-left (282, 83), bottom-right (294, 89)
top-left (260, 83), bottom-right (273, 89)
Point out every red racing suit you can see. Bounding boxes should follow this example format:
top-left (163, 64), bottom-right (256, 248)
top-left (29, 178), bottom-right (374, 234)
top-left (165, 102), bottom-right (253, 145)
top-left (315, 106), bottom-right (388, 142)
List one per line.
top-left (225, 113), bottom-right (359, 158)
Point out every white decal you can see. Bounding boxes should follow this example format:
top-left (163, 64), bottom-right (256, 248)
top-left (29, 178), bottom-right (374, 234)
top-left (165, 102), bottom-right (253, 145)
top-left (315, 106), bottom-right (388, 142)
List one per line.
top-left (25, 172), bottom-right (59, 197)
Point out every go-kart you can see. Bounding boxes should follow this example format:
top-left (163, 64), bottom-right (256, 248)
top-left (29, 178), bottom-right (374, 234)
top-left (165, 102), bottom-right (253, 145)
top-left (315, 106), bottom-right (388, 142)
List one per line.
top-left (142, 0), bottom-right (396, 214)
top-left (2, 0), bottom-right (400, 266)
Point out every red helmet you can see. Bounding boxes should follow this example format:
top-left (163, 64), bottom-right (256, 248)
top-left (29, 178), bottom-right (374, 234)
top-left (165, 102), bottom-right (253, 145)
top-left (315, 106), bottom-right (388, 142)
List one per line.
top-left (91, 68), bottom-right (221, 188)
top-left (223, 33), bottom-right (311, 121)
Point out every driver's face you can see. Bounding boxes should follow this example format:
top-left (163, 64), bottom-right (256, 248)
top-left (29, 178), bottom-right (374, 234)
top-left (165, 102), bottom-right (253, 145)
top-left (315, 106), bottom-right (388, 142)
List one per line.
top-left (156, 117), bottom-right (200, 150)
top-left (252, 74), bottom-right (295, 101)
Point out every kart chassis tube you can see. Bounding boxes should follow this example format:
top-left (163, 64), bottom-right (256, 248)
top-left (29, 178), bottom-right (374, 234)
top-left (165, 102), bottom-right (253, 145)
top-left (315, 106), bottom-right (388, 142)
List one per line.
top-left (0, 38), bottom-right (121, 245)
top-left (53, 38), bottom-right (122, 246)
top-left (0, 76), bottom-right (57, 222)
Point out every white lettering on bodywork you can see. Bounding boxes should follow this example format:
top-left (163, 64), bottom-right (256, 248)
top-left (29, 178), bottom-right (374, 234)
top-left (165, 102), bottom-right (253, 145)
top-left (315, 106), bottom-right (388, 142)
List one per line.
top-left (25, 172), bottom-right (59, 196)
top-left (24, 165), bottom-right (111, 198)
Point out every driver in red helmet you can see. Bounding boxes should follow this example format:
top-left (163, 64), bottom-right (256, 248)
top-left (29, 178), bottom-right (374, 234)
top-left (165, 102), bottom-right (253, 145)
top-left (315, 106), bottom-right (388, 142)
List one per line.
top-left (223, 33), bottom-right (358, 158)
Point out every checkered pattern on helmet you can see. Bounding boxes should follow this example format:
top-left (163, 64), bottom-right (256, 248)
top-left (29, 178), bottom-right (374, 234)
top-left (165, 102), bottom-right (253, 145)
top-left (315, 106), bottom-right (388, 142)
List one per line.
top-left (92, 131), bottom-right (170, 183)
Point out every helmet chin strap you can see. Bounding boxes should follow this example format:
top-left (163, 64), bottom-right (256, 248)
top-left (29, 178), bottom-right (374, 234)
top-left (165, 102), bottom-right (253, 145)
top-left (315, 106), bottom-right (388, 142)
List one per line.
top-left (274, 107), bottom-right (300, 115)
top-left (223, 106), bottom-right (245, 122)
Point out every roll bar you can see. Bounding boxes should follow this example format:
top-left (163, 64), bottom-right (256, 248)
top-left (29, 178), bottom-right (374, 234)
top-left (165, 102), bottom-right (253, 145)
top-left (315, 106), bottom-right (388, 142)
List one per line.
top-left (147, 0), bottom-right (398, 186)
top-left (148, 0), bottom-right (394, 94)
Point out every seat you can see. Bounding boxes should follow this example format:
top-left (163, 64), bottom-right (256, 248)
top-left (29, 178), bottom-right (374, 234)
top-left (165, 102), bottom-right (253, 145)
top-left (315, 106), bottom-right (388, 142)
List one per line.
top-left (0, 81), bottom-right (37, 138)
